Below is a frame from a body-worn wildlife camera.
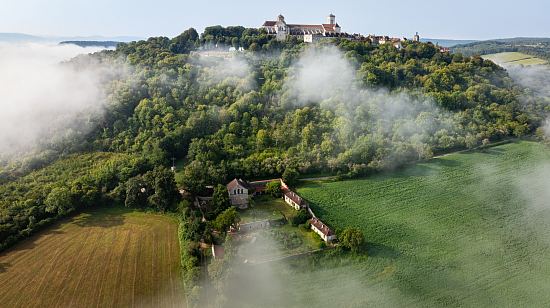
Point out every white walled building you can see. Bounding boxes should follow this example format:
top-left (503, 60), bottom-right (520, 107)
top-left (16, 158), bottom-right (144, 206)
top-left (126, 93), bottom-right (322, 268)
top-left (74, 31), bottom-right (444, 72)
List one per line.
top-left (262, 14), bottom-right (342, 41)
top-left (310, 217), bottom-right (336, 242)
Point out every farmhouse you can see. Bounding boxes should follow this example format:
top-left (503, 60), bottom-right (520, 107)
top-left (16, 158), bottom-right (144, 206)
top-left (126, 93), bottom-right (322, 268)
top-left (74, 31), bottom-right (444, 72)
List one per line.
top-left (227, 178), bottom-right (250, 209)
top-left (310, 217), bottom-right (336, 242)
top-left (226, 178), bottom-right (282, 208)
top-left (282, 189), bottom-right (307, 210)
top-left (227, 177), bottom-right (308, 211)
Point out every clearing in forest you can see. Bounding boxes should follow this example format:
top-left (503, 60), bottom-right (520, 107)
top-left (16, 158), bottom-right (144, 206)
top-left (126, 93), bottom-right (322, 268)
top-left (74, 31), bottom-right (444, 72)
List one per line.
top-left (483, 51), bottom-right (547, 65)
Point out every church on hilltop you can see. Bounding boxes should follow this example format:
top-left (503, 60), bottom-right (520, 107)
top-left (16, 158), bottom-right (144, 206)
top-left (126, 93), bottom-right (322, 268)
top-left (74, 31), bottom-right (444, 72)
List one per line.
top-left (262, 14), bottom-right (342, 42)
top-left (260, 14), bottom-right (435, 50)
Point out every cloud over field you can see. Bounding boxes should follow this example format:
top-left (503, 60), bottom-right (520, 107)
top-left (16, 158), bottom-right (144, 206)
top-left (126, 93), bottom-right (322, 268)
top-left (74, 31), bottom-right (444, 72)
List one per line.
top-left (516, 163), bottom-right (550, 212)
top-left (0, 43), bottom-right (122, 157)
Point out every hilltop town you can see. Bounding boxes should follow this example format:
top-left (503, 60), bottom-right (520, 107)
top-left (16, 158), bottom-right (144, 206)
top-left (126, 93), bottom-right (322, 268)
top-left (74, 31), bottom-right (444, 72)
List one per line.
top-left (262, 13), bottom-right (419, 49)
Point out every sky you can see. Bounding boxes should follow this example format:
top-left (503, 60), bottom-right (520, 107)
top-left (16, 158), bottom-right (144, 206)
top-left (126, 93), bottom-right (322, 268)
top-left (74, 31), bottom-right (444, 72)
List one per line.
top-left (1, 0), bottom-right (549, 40)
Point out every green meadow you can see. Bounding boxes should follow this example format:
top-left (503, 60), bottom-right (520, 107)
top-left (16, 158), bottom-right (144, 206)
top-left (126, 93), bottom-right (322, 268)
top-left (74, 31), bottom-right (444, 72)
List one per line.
top-left (483, 52), bottom-right (547, 65)
top-left (224, 141), bottom-right (550, 307)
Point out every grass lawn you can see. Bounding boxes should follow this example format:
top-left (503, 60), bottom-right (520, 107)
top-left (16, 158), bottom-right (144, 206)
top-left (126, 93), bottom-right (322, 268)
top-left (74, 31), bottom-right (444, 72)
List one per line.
top-left (221, 141), bottom-right (550, 307)
top-left (0, 206), bottom-right (185, 308)
top-left (235, 196), bottom-right (321, 262)
top-left (237, 224), bottom-right (322, 263)
top-left (483, 52), bottom-right (547, 66)
top-left (239, 195), bottom-right (297, 223)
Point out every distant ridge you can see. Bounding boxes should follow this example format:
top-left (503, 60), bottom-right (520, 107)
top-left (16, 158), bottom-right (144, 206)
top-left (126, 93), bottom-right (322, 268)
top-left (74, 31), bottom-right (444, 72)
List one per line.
top-left (0, 33), bottom-right (142, 43)
top-left (59, 41), bottom-right (120, 48)
top-left (421, 38), bottom-right (478, 47)
top-left (0, 33), bottom-right (46, 42)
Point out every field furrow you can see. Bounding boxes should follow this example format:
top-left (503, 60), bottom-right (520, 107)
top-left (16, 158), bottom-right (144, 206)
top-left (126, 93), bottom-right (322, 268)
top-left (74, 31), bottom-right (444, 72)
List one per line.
top-left (0, 207), bottom-right (185, 307)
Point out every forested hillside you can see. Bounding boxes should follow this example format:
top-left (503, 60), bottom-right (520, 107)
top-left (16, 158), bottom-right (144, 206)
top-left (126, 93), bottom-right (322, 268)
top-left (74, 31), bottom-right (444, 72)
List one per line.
top-left (93, 27), bottom-right (534, 192)
top-left (0, 26), bottom-right (545, 250)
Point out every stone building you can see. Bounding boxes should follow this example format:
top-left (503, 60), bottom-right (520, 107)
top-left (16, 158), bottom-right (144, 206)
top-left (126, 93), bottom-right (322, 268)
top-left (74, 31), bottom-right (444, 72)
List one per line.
top-left (227, 178), bottom-right (250, 209)
top-left (262, 14), bottom-right (342, 41)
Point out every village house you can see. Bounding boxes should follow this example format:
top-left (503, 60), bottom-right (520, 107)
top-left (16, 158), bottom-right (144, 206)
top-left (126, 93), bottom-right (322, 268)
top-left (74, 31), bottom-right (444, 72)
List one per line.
top-left (226, 178), bottom-right (281, 208)
top-left (226, 178), bottom-right (337, 243)
top-left (227, 178), bottom-right (250, 209)
top-left (227, 178), bottom-right (308, 211)
top-left (282, 189), bottom-right (307, 210)
top-left (280, 180), bottom-right (307, 210)
top-left (310, 217), bottom-right (336, 242)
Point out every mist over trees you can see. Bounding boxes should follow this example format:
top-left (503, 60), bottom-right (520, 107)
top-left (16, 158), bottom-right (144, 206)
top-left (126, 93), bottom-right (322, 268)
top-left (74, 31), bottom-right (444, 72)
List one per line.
top-left (89, 27), bottom-right (534, 189)
top-left (0, 26), bottom-right (546, 253)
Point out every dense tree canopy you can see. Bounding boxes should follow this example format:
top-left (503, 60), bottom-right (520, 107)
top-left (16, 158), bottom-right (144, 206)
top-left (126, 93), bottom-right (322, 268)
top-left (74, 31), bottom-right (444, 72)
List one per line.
top-left (1, 26), bottom-right (547, 251)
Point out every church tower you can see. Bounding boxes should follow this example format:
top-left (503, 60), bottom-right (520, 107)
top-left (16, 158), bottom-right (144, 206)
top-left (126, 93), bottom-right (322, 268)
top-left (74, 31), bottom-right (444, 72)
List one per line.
top-left (275, 14), bottom-right (288, 41)
top-left (413, 32), bottom-right (420, 42)
top-left (327, 14), bottom-right (336, 25)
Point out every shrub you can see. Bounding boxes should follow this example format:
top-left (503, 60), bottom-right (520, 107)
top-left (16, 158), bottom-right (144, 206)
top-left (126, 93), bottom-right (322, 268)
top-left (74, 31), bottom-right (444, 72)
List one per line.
top-left (265, 180), bottom-right (282, 198)
top-left (290, 209), bottom-right (309, 226)
top-left (339, 227), bottom-right (365, 252)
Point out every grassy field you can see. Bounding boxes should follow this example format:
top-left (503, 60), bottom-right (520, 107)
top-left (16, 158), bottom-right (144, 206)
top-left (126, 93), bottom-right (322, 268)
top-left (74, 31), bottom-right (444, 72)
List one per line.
top-left (239, 195), bottom-right (297, 223)
top-left (221, 141), bottom-right (550, 307)
top-left (0, 207), bottom-right (185, 308)
top-left (483, 52), bottom-right (547, 65)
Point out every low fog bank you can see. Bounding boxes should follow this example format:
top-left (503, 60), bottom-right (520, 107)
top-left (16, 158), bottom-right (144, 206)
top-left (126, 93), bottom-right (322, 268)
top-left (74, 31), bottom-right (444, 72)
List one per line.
top-left (208, 231), bottom-right (405, 308)
top-left (499, 63), bottom-right (550, 137)
top-left (0, 43), bottom-right (122, 159)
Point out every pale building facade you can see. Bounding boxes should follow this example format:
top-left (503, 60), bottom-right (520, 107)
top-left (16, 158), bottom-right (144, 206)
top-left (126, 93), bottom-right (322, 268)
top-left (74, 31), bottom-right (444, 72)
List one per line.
top-left (310, 217), bottom-right (336, 242)
top-left (227, 178), bottom-right (250, 209)
top-left (262, 14), bottom-right (342, 41)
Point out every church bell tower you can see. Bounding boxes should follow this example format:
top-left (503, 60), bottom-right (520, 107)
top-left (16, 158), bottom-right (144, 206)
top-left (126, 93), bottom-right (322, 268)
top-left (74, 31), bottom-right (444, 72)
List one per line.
top-left (327, 14), bottom-right (336, 25)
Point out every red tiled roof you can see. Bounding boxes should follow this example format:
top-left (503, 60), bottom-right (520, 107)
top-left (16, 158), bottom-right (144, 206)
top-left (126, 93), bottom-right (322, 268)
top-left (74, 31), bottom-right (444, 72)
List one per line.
top-left (310, 217), bottom-right (334, 236)
top-left (248, 179), bottom-right (280, 193)
top-left (321, 24), bottom-right (339, 31)
top-left (227, 178), bottom-right (249, 191)
top-left (283, 189), bottom-right (306, 206)
top-left (212, 245), bottom-right (225, 259)
top-left (288, 24), bottom-right (324, 30)
top-left (263, 21), bottom-right (276, 27)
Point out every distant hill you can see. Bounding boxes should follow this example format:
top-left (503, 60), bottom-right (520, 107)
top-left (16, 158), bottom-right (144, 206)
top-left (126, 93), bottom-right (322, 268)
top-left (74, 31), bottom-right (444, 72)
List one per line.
top-left (0, 33), bottom-right (142, 43)
top-left (421, 38), bottom-right (478, 47)
top-left (59, 41), bottom-right (120, 48)
top-left (451, 37), bottom-right (550, 61)
top-left (0, 33), bottom-right (47, 42)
